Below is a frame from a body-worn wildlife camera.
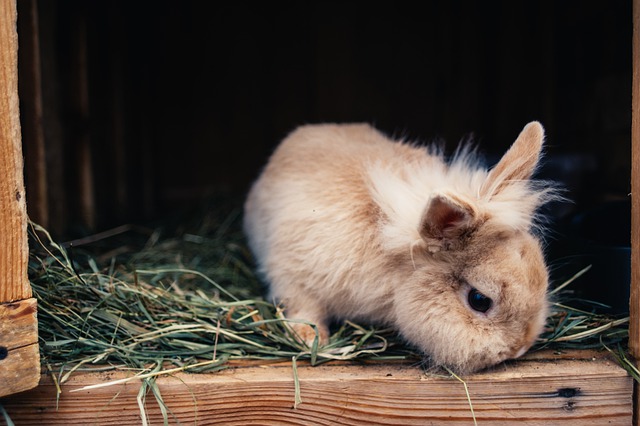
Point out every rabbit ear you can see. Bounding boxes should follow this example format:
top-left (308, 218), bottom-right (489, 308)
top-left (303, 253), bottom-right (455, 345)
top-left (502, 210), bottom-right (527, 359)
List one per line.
top-left (480, 121), bottom-right (545, 198)
top-left (419, 194), bottom-right (478, 251)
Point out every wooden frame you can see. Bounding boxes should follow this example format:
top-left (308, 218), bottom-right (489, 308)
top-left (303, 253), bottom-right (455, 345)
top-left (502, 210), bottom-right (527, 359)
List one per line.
top-left (0, 0), bottom-right (638, 424)
top-left (0, 0), bottom-right (40, 399)
top-left (2, 353), bottom-right (634, 425)
top-left (631, 0), bottom-right (640, 423)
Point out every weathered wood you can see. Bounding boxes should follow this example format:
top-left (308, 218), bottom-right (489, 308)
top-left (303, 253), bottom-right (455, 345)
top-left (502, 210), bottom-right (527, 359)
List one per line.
top-left (107, 3), bottom-right (128, 223)
top-left (17, 0), bottom-right (48, 229)
top-left (70, 5), bottom-right (95, 231)
top-left (632, 0), bottom-right (640, 364)
top-left (0, 351), bottom-right (632, 425)
top-left (0, 0), bottom-right (29, 303)
top-left (0, 298), bottom-right (40, 398)
top-left (632, 0), bottom-right (640, 424)
top-left (0, 0), bottom-right (41, 398)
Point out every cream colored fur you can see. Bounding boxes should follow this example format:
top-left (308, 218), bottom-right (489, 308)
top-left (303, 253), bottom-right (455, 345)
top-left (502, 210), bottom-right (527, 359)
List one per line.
top-left (244, 122), bottom-right (555, 374)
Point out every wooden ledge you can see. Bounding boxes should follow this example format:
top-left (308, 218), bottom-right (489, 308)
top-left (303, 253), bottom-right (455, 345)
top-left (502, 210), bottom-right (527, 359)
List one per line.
top-left (0, 349), bottom-right (632, 425)
top-left (0, 298), bottom-right (40, 398)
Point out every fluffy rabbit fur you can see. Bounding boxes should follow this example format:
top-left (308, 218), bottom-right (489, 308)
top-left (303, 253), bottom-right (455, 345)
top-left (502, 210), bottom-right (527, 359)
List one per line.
top-left (244, 122), bottom-right (556, 374)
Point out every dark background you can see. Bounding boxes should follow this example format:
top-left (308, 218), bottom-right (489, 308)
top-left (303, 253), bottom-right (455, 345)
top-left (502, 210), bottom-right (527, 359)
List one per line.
top-left (17, 1), bottom-right (632, 310)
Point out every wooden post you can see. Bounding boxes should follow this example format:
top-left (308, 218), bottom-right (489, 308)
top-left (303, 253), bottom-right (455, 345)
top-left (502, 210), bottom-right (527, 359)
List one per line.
top-left (70, 4), bottom-right (95, 231)
top-left (0, 353), bottom-right (634, 424)
top-left (0, 0), bottom-right (40, 397)
top-left (632, 0), bottom-right (640, 424)
top-left (108, 3), bottom-right (128, 223)
top-left (18, 0), bottom-right (48, 230)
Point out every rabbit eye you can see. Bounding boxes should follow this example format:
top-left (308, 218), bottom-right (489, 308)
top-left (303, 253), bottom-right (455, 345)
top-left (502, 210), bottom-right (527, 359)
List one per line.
top-left (468, 288), bottom-right (492, 313)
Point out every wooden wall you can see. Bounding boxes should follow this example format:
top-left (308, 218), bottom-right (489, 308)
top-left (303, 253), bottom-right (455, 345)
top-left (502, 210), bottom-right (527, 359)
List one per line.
top-left (17, 0), bottom-right (631, 238)
top-left (0, 0), bottom-right (40, 398)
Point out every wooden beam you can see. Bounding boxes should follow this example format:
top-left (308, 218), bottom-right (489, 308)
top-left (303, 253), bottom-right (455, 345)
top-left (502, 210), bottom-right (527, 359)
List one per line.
top-left (37, 0), bottom-right (67, 237)
top-left (0, 299), bottom-right (40, 398)
top-left (17, 0), bottom-right (48, 230)
top-left (632, 0), bottom-right (640, 424)
top-left (0, 0), bottom-right (29, 303)
top-left (631, 0), bottom-right (640, 362)
top-left (0, 0), bottom-right (41, 398)
top-left (69, 4), bottom-right (95, 231)
top-left (0, 351), bottom-right (632, 424)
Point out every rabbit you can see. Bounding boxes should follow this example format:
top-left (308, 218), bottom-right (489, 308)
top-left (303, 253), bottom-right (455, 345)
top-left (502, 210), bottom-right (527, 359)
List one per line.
top-left (243, 121), bottom-right (557, 374)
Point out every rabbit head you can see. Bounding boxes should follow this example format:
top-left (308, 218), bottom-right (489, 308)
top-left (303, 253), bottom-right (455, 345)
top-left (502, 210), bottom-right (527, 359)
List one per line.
top-left (392, 122), bottom-right (554, 374)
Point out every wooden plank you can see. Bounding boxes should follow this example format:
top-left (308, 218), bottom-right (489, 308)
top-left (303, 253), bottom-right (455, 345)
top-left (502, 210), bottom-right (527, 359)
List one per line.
top-left (17, 0), bottom-right (48, 229)
top-left (0, 0), bottom-right (30, 303)
top-left (0, 351), bottom-right (632, 425)
top-left (70, 5), bottom-right (95, 231)
top-left (632, 0), bottom-right (640, 424)
top-left (631, 0), bottom-right (640, 364)
top-left (0, 298), bottom-right (40, 397)
top-left (107, 3), bottom-right (128, 223)
top-left (37, 0), bottom-right (66, 237)
top-left (0, 0), bottom-right (41, 398)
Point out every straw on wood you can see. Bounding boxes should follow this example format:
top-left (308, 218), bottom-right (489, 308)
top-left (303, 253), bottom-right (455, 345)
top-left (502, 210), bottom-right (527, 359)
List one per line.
top-left (28, 202), bottom-right (630, 384)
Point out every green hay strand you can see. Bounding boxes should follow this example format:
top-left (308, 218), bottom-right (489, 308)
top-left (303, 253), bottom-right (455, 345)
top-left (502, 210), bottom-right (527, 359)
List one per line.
top-left (444, 367), bottom-right (477, 426)
top-left (0, 404), bottom-right (15, 426)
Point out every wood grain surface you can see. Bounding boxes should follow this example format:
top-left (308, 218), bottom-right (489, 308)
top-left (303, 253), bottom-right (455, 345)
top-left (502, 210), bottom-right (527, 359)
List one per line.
top-left (0, 0), bottom-right (41, 399)
top-left (0, 0), bottom-right (29, 303)
top-left (0, 298), bottom-right (40, 397)
top-left (631, 0), bottom-right (639, 424)
top-left (1, 350), bottom-right (632, 425)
